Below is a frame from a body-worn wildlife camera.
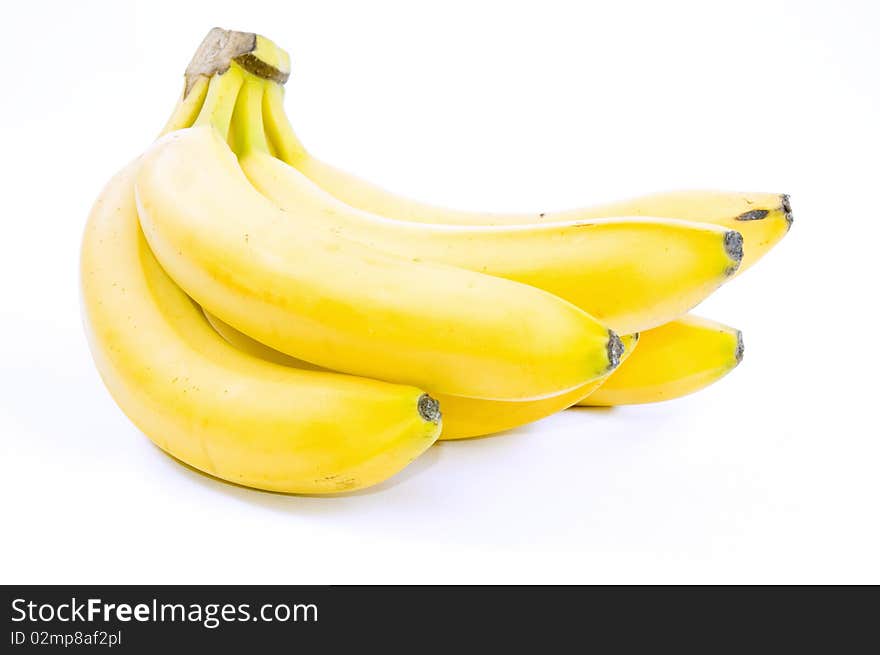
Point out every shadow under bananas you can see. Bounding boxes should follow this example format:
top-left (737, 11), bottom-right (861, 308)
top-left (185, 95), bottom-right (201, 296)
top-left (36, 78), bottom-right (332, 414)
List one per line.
top-left (567, 406), bottom-right (617, 414)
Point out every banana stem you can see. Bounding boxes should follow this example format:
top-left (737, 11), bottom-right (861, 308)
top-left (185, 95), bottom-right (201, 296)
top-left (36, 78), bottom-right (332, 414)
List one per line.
top-left (193, 65), bottom-right (245, 139)
top-left (158, 75), bottom-right (210, 137)
top-left (262, 82), bottom-right (307, 165)
top-left (231, 76), bottom-right (271, 156)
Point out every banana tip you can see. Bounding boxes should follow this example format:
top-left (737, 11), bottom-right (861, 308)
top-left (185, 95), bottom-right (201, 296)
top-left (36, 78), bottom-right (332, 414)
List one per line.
top-left (417, 394), bottom-right (442, 424)
top-left (735, 330), bottom-right (745, 364)
top-left (723, 230), bottom-right (744, 276)
top-left (607, 330), bottom-right (624, 371)
top-left (782, 194), bottom-right (793, 230)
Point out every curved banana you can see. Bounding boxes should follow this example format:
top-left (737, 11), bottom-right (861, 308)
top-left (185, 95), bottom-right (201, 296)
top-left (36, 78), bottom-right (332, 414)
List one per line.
top-left (82, 159), bottom-right (441, 494)
top-left (579, 315), bottom-right (743, 406)
top-left (559, 191), bottom-right (791, 273)
top-left (234, 79), bottom-right (742, 335)
top-left (82, 70), bottom-right (441, 494)
top-left (136, 67), bottom-right (619, 402)
top-left (262, 72), bottom-right (789, 275)
top-left (204, 309), bottom-right (637, 439)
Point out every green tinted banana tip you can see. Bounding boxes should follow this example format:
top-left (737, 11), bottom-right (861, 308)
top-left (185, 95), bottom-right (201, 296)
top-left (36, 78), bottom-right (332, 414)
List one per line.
top-left (418, 394), bottom-right (442, 424)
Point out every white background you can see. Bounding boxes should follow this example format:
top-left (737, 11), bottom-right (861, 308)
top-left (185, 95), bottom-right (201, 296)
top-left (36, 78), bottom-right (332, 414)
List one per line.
top-left (1, 0), bottom-right (878, 584)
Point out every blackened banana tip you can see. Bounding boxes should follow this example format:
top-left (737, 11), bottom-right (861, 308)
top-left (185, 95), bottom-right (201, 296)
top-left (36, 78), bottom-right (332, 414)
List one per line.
top-left (607, 330), bottom-right (624, 370)
top-left (735, 330), bottom-right (745, 364)
top-left (417, 394), bottom-right (441, 424)
top-left (723, 230), bottom-right (744, 275)
top-left (782, 194), bottom-right (794, 230)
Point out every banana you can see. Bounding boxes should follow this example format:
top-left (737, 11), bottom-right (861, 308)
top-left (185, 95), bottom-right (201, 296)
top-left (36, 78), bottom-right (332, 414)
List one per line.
top-left (579, 315), bottom-right (743, 406)
top-left (204, 309), bottom-right (637, 439)
top-left (82, 160), bottom-right (441, 494)
top-left (556, 191), bottom-right (791, 273)
top-left (232, 78), bottom-right (743, 335)
top-left (80, 68), bottom-right (446, 493)
top-left (136, 66), bottom-right (619, 402)
top-left (261, 70), bottom-right (789, 275)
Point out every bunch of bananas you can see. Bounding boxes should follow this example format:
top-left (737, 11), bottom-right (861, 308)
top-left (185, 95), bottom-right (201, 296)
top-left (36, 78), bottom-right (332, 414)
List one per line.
top-left (81, 29), bottom-right (791, 494)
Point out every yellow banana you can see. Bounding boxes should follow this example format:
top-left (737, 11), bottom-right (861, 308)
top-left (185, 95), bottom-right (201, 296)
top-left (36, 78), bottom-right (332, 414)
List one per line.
top-left (136, 66), bottom-right (619, 402)
top-left (204, 309), bottom-right (637, 439)
top-left (579, 315), bottom-right (743, 406)
top-left (80, 66), bottom-right (445, 493)
top-left (81, 160), bottom-right (441, 494)
top-left (262, 68), bottom-right (789, 275)
top-left (233, 78), bottom-right (742, 334)
top-left (561, 191), bottom-right (791, 273)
